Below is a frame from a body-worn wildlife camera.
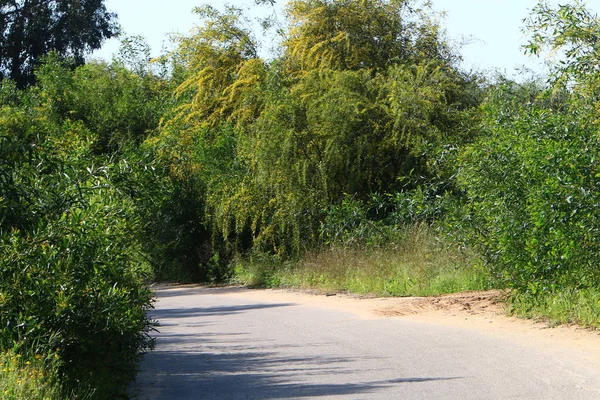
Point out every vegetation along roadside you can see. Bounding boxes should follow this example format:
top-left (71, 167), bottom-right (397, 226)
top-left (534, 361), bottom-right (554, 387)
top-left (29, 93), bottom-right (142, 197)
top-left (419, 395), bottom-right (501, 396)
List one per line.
top-left (2, 0), bottom-right (600, 398)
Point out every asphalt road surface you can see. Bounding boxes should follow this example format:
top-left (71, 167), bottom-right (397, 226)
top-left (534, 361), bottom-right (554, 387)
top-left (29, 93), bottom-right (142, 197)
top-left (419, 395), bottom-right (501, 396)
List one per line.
top-left (130, 285), bottom-right (600, 399)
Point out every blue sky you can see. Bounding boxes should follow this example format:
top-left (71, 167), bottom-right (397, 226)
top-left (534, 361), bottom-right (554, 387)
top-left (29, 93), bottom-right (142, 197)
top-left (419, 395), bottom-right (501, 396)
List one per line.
top-left (93, 0), bottom-right (600, 79)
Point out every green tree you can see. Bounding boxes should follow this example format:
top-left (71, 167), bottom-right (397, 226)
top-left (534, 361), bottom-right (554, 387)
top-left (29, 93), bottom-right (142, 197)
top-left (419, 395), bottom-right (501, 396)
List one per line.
top-left (158, 0), bottom-right (478, 257)
top-left (454, 1), bottom-right (600, 293)
top-left (0, 0), bottom-right (118, 87)
top-left (524, 0), bottom-right (600, 82)
top-left (283, 0), bottom-right (447, 74)
top-left (525, 0), bottom-right (600, 122)
top-left (457, 79), bottom-right (600, 293)
top-left (0, 63), bottom-right (155, 397)
top-left (33, 53), bottom-right (170, 154)
top-left (167, 5), bottom-right (265, 131)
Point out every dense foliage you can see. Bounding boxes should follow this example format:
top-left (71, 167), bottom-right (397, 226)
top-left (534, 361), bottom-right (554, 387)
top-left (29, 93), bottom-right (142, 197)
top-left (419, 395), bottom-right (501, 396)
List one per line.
top-left (457, 83), bottom-right (600, 292)
top-left (155, 0), bottom-right (479, 258)
top-left (5, 0), bottom-right (600, 396)
top-left (457, 1), bottom-right (600, 293)
top-left (0, 58), bottom-right (160, 397)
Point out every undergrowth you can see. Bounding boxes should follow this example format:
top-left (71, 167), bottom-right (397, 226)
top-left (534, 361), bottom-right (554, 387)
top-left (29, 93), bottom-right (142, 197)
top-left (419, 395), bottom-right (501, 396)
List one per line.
top-left (0, 350), bottom-right (61, 400)
top-left (234, 224), bottom-right (494, 297)
top-left (508, 289), bottom-right (600, 329)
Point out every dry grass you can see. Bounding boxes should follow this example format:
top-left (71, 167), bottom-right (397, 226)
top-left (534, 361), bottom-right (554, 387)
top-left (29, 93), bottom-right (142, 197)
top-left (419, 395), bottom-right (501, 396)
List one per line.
top-left (235, 224), bottom-right (494, 297)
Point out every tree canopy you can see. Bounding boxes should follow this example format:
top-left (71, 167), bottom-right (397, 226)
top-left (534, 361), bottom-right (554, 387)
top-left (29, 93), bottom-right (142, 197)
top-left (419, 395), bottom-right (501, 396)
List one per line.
top-left (0, 0), bottom-right (118, 87)
top-left (151, 0), bottom-right (479, 255)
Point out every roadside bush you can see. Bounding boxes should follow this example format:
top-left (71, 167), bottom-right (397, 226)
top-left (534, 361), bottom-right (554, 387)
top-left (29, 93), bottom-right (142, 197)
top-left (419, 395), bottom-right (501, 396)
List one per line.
top-left (457, 82), bottom-right (600, 293)
top-left (319, 195), bottom-right (392, 247)
top-left (320, 188), bottom-right (459, 247)
top-left (0, 79), bottom-right (155, 398)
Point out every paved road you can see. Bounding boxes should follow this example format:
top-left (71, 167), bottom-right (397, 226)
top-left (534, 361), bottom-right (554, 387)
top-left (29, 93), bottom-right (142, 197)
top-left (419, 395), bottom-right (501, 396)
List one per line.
top-left (130, 286), bottom-right (600, 399)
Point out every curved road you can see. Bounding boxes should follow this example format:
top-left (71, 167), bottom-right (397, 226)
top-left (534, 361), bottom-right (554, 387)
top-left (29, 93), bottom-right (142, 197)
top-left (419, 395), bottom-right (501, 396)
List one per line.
top-left (130, 286), bottom-right (600, 399)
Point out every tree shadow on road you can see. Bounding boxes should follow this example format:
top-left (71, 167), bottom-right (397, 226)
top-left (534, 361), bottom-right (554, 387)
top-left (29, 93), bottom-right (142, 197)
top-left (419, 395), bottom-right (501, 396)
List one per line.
top-left (150, 285), bottom-right (254, 299)
top-left (131, 325), bottom-right (462, 399)
top-left (152, 303), bottom-right (296, 319)
top-left (131, 296), bottom-right (464, 399)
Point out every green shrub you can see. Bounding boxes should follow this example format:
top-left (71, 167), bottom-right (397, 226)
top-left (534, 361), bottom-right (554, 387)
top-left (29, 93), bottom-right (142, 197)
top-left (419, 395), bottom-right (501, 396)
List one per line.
top-left (320, 188), bottom-right (459, 248)
top-left (36, 54), bottom-right (170, 155)
top-left (457, 82), bottom-right (600, 293)
top-left (0, 81), bottom-right (155, 398)
top-left (0, 163), bottom-right (155, 397)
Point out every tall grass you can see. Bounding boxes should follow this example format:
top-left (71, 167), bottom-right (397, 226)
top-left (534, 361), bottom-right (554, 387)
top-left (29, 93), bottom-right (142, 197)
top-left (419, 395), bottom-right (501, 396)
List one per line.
top-left (508, 288), bottom-right (600, 329)
top-left (0, 350), bottom-right (61, 400)
top-left (235, 224), bottom-right (494, 297)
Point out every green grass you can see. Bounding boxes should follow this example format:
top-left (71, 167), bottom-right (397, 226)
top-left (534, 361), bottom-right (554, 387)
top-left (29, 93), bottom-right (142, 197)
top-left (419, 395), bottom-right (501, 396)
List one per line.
top-left (234, 225), bottom-right (600, 329)
top-left (0, 350), bottom-right (60, 400)
top-left (234, 224), bottom-right (495, 297)
top-left (508, 288), bottom-right (600, 329)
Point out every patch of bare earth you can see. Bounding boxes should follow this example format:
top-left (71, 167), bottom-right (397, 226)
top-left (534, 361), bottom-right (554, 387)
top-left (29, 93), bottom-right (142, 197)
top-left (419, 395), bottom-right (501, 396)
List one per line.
top-left (371, 290), bottom-right (506, 318)
top-left (220, 286), bottom-right (507, 321)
